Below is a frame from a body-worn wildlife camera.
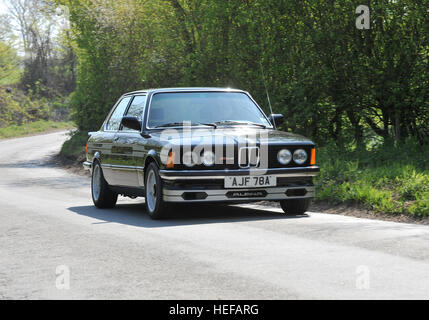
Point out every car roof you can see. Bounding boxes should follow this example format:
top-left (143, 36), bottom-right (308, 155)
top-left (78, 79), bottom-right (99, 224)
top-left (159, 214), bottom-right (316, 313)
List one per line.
top-left (123, 87), bottom-right (247, 96)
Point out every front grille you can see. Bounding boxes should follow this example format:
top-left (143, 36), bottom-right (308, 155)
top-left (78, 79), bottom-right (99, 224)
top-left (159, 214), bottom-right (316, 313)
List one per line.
top-left (238, 147), bottom-right (260, 168)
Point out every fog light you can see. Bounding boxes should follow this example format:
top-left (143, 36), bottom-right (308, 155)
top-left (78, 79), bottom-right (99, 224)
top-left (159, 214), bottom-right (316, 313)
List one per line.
top-left (286, 188), bottom-right (307, 197)
top-left (182, 192), bottom-right (208, 200)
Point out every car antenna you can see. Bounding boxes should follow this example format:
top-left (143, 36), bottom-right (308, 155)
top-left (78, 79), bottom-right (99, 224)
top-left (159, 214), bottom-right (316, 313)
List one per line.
top-left (259, 61), bottom-right (276, 129)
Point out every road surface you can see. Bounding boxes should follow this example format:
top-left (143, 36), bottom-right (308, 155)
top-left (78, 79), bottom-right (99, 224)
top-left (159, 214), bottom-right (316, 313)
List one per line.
top-left (0, 131), bottom-right (428, 299)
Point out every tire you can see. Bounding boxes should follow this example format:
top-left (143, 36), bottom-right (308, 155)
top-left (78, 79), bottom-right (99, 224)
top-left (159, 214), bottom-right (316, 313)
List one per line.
top-left (280, 199), bottom-right (311, 215)
top-left (91, 161), bottom-right (118, 209)
top-left (144, 162), bottom-right (171, 219)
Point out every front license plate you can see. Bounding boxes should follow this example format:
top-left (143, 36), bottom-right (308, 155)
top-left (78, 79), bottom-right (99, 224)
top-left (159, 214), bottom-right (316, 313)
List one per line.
top-left (224, 175), bottom-right (277, 188)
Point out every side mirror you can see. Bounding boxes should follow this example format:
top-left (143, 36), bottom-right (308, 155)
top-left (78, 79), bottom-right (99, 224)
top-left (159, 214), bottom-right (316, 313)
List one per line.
top-left (121, 116), bottom-right (142, 131)
top-left (269, 114), bottom-right (284, 127)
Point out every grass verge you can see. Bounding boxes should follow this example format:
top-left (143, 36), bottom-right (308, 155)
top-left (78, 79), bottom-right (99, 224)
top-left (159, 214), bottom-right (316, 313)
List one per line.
top-left (314, 141), bottom-right (429, 218)
top-left (0, 120), bottom-right (74, 140)
top-left (60, 131), bottom-right (89, 159)
top-left (55, 131), bottom-right (90, 176)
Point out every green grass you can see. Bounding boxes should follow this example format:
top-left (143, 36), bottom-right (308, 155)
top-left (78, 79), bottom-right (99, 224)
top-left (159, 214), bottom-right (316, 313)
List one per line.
top-left (314, 141), bottom-right (429, 218)
top-left (0, 120), bottom-right (75, 140)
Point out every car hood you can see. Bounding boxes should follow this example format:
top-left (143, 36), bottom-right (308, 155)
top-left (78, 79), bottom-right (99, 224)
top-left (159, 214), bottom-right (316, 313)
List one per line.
top-left (151, 127), bottom-right (314, 146)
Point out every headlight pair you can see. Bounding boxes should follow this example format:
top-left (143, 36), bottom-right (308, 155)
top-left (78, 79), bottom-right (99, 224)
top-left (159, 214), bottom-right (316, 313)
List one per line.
top-left (183, 149), bottom-right (306, 167)
top-left (277, 149), bottom-right (307, 165)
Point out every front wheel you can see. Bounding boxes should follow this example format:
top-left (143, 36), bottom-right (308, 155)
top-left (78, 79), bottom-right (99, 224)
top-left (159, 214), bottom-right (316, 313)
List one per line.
top-left (92, 162), bottom-right (118, 208)
top-left (145, 162), bottom-right (171, 219)
top-left (280, 199), bottom-right (311, 215)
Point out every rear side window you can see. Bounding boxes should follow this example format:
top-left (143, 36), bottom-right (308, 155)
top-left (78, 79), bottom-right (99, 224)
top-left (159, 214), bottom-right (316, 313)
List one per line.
top-left (106, 97), bottom-right (132, 131)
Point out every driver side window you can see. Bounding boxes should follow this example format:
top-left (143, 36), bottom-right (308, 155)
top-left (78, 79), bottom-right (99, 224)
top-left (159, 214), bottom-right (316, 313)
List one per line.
top-left (126, 95), bottom-right (146, 119)
top-left (120, 95), bottom-right (147, 132)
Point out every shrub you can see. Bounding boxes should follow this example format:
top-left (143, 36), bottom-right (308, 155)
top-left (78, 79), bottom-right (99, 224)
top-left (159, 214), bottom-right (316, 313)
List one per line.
top-left (60, 131), bottom-right (89, 159)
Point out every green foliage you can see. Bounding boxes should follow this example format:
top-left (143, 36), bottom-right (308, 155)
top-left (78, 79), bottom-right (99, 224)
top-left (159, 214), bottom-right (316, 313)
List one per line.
top-left (0, 89), bottom-right (28, 127)
top-left (0, 86), bottom-right (73, 128)
top-left (315, 141), bottom-right (429, 217)
top-left (0, 41), bottom-right (20, 85)
top-left (0, 120), bottom-right (73, 139)
top-left (60, 0), bottom-right (428, 144)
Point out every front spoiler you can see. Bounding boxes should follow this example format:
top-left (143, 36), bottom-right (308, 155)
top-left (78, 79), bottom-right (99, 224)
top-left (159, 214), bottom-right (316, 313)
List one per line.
top-left (161, 166), bottom-right (318, 203)
top-left (163, 186), bottom-right (315, 203)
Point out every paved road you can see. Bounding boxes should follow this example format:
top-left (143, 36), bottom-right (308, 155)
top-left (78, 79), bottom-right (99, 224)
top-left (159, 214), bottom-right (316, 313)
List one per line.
top-left (1, 131), bottom-right (429, 299)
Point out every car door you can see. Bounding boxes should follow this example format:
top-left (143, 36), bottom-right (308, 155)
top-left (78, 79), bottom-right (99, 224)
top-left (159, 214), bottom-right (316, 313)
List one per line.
top-left (101, 96), bottom-right (132, 185)
top-left (111, 95), bottom-right (147, 187)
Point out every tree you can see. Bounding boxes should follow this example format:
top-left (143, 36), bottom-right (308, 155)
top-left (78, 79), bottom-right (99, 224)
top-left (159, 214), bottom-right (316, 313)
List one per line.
top-left (59, 0), bottom-right (428, 146)
top-left (0, 41), bottom-right (20, 85)
top-left (5, 0), bottom-right (76, 97)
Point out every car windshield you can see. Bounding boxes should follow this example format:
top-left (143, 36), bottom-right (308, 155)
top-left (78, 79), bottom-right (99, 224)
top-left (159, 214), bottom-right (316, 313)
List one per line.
top-left (147, 92), bottom-right (272, 128)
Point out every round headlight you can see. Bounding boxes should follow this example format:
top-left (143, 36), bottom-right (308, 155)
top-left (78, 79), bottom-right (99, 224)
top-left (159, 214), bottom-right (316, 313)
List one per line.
top-left (277, 149), bottom-right (292, 165)
top-left (202, 151), bottom-right (215, 166)
top-left (293, 149), bottom-right (307, 165)
top-left (183, 151), bottom-right (198, 167)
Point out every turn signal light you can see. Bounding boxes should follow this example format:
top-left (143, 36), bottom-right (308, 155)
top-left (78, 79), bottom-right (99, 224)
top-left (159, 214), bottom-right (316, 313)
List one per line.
top-left (85, 142), bottom-right (88, 155)
top-left (167, 151), bottom-right (175, 169)
top-left (310, 148), bottom-right (316, 165)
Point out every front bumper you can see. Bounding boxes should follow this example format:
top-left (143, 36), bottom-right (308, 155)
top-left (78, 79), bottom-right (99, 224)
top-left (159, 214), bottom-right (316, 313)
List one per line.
top-left (160, 166), bottom-right (319, 179)
top-left (160, 166), bottom-right (319, 203)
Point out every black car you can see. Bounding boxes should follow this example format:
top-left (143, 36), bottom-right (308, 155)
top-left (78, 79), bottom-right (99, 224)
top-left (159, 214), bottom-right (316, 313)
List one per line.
top-left (84, 88), bottom-right (319, 219)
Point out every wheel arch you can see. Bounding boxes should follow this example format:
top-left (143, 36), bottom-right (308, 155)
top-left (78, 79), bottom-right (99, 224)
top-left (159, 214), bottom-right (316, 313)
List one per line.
top-left (88, 152), bottom-right (102, 174)
top-left (144, 150), bottom-right (161, 175)
top-left (92, 151), bottom-right (101, 166)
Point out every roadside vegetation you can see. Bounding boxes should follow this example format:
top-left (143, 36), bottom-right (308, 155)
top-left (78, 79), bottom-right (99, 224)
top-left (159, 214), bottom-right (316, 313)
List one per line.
top-left (60, 131), bottom-right (88, 159)
top-left (0, 120), bottom-right (73, 139)
top-left (316, 141), bottom-right (429, 217)
top-left (0, 0), bottom-right (427, 218)
top-left (0, 1), bottom-right (75, 139)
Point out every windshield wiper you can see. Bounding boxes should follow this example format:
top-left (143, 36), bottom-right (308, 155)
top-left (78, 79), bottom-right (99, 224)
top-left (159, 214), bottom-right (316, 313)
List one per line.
top-left (155, 122), bottom-right (217, 128)
top-left (214, 120), bottom-right (266, 129)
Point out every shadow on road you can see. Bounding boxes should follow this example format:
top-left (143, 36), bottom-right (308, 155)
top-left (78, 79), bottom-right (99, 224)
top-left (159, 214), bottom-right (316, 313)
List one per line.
top-left (0, 153), bottom-right (62, 169)
top-left (67, 202), bottom-right (308, 228)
